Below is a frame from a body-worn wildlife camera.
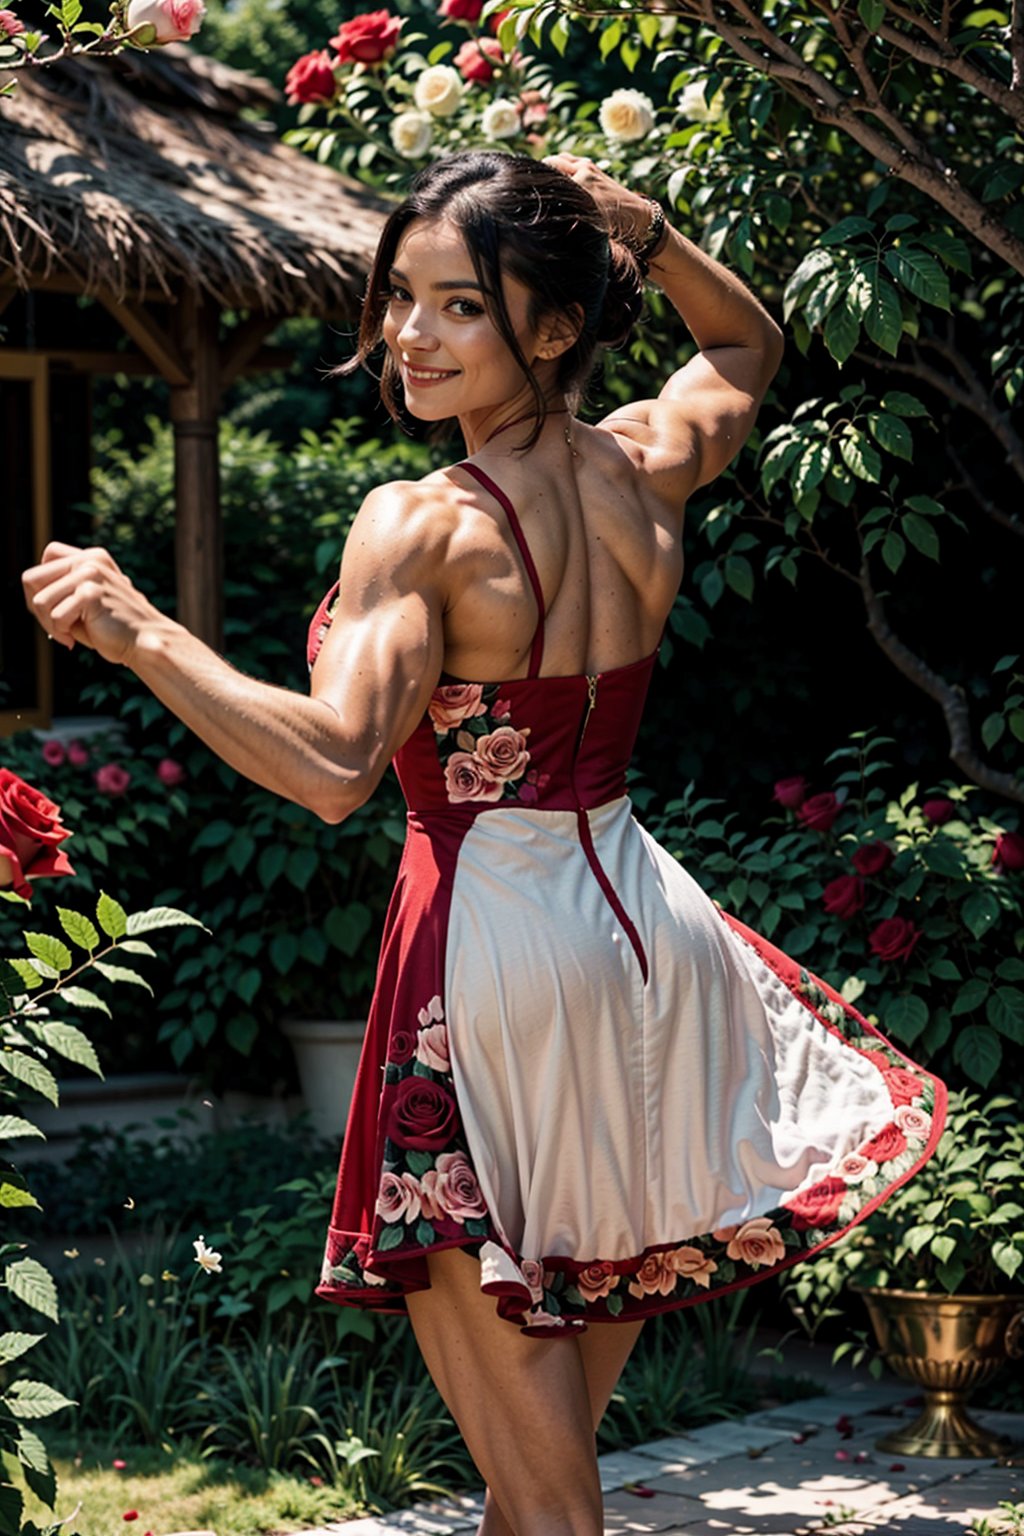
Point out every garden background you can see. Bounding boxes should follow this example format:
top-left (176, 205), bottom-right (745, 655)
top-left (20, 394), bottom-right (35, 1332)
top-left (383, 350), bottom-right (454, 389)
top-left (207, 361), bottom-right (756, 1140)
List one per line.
top-left (1, 0), bottom-right (1022, 1530)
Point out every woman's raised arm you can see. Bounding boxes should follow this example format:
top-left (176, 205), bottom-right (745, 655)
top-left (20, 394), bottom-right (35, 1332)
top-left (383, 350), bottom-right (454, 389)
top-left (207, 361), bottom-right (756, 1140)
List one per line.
top-left (21, 481), bottom-right (450, 824)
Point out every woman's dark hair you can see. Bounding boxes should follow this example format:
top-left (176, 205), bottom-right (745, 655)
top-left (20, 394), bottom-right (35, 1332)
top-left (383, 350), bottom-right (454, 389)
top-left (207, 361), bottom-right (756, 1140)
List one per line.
top-left (334, 150), bottom-right (645, 450)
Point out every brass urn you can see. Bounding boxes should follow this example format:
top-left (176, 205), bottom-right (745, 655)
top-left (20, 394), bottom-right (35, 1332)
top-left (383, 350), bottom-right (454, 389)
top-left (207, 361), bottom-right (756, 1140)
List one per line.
top-left (856, 1285), bottom-right (1024, 1458)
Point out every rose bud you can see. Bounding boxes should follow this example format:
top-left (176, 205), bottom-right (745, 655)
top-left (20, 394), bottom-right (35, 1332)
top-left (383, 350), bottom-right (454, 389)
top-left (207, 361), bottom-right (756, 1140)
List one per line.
top-left (330, 8), bottom-right (402, 65)
top-left (0, 768), bottom-right (75, 900)
top-left (773, 775), bottom-right (809, 810)
top-left (438, 0), bottom-right (483, 16)
top-left (67, 739), bottom-right (90, 767)
top-left (156, 757), bottom-right (186, 787)
top-left (94, 763), bottom-right (131, 797)
top-left (992, 831), bottom-right (1024, 873)
top-left (822, 874), bottom-right (866, 919)
top-left (125, 0), bottom-right (204, 43)
top-left (797, 791), bottom-right (841, 832)
top-left (868, 916), bottom-right (921, 964)
top-left (284, 49), bottom-right (339, 105)
top-left (852, 842), bottom-right (893, 876)
top-left (921, 797), bottom-right (954, 825)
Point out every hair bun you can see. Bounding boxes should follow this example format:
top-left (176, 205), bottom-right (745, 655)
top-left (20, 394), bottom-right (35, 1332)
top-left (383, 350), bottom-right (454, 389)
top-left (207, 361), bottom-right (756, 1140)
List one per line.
top-left (597, 238), bottom-right (646, 348)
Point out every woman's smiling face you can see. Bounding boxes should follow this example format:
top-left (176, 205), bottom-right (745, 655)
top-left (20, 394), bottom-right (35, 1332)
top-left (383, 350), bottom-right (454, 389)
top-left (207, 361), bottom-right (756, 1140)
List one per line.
top-left (381, 217), bottom-right (546, 424)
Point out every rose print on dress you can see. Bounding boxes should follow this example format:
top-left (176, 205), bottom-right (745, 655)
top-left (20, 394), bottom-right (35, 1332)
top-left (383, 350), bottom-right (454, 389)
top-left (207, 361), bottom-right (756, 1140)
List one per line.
top-left (430, 684), bottom-right (533, 803)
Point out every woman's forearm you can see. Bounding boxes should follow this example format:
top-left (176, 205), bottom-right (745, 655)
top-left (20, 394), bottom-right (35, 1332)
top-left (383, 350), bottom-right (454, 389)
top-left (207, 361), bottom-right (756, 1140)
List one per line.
top-left (646, 221), bottom-right (783, 358)
top-left (129, 615), bottom-right (365, 821)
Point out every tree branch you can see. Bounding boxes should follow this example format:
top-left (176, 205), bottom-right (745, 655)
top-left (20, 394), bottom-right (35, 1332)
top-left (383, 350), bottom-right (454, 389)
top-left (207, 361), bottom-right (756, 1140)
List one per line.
top-left (1012, 0), bottom-right (1024, 90)
top-left (858, 560), bottom-right (1024, 803)
top-left (876, 8), bottom-right (1024, 127)
top-left (945, 443), bottom-right (1024, 539)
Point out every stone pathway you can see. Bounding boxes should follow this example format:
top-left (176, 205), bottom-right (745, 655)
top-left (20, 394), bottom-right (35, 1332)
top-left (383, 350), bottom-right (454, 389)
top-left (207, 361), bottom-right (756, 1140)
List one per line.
top-left (288, 1381), bottom-right (1022, 1536)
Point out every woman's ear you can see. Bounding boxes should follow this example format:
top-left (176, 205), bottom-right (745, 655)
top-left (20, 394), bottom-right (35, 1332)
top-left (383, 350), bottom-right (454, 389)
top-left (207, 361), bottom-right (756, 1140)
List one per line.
top-left (535, 302), bottom-right (584, 360)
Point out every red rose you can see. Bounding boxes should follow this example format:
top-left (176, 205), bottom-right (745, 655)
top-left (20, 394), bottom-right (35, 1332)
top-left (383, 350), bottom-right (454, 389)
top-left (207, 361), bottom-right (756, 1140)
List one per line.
top-left (852, 842), bottom-right (893, 876)
top-left (330, 9), bottom-right (401, 64)
top-left (454, 35), bottom-right (505, 80)
top-left (773, 775), bottom-right (809, 810)
top-left (869, 916), bottom-right (921, 964)
top-left (921, 798), bottom-right (955, 825)
top-left (993, 832), bottom-right (1024, 873)
top-left (388, 1028), bottom-right (417, 1065)
top-left (41, 739), bottom-right (66, 767)
top-left (797, 791), bottom-right (841, 832)
top-left (284, 49), bottom-right (339, 104)
top-left (488, 6), bottom-right (511, 32)
top-left (784, 1175), bottom-right (847, 1232)
top-left (157, 757), bottom-right (186, 787)
top-left (387, 1075), bottom-right (458, 1150)
top-left (822, 874), bottom-right (866, 919)
top-left (860, 1121), bottom-right (908, 1163)
top-left (0, 768), bottom-right (75, 901)
top-left (439, 0), bottom-right (483, 17)
top-left (94, 763), bottom-right (131, 797)
top-left (883, 1067), bottom-right (922, 1107)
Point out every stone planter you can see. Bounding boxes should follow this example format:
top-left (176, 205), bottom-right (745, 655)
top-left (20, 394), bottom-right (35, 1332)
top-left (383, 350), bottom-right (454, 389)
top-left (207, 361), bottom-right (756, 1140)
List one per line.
top-left (279, 1018), bottom-right (365, 1142)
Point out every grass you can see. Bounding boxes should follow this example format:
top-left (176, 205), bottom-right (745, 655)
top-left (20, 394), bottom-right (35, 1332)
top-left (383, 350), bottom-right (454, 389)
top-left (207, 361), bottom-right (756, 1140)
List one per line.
top-left (9, 1437), bottom-right (366, 1536)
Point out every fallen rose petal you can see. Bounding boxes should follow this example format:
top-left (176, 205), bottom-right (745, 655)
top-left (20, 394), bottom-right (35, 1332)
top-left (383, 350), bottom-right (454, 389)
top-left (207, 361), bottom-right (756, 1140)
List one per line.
top-left (122, 1515), bottom-right (138, 1523)
top-left (792, 1432), bottom-right (807, 1444)
top-left (834, 1450), bottom-right (851, 1462)
top-left (890, 1462), bottom-right (906, 1472)
top-left (112, 1458), bottom-right (127, 1469)
top-left (835, 1414), bottom-right (853, 1431)
top-left (623, 1483), bottom-right (656, 1498)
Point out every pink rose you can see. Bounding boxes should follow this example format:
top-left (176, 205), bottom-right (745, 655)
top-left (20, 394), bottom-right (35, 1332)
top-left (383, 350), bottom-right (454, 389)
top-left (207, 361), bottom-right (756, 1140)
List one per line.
top-left (125, 0), bottom-right (204, 43)
top-left (0, 8), bottom-right (24, 32)
top-left (852, 842), bottom-right (893, 876)
top-left (883, 1067), bottom-right (923, 1107)
top-left (822, 874), bottom-right (865, 919)
top-left (330, 8), bottom-right (402, 63)
top-left (668, 1245), bottom-right (718, 1289)
top-left (798, 792), bottom-right (841, 832)
top-left (388, 1028), bottom-right (417, 1065)
top-left (454, 35), bottom-right (507, 81)
top-left (439, 0), bottom-right (483, 16)
top-left (0, 768), bottom-right (75, 900)
top-left (894, 1104), bottom-right (932, 1140)
top-left (517, 88), bottom-right (548, 128)
top-left (67, 740), bottom-right (90, 767)
top-left (773, 775), bottom-right (809, 810)
top-left (94, 763), bottom-right (131, 797)
top-left (416, 1022), bottom-right (449, 1073)
top-left (376, 1169), bottom-right (423, 1224)
top-left (428, 684), bottom-right (487, 734)
top-left (860, 1121), bottom-right (909, 1164)
top-left (157, 757), bottom-right (186, 787)
top-left (921, 797), bottom-right (955, 825)
top-left (285, 49), bottom-right (339, 105)
top-left (41, 740), bottom-right (66, 767)
top-left (627, 1251), bottom-right (679, 1298)
top-left (784, 1176), bottom-right (847, 1232)
top-left (869, 916), bottom-right (921, 963)
top-left (386, 1076), bottom-right (458, 1150)
top-left (418, 995), bottom-right (444, 1028)
top-left (420, 1150), bottom-right (487, 1222)
top-left (474, 725), bottom-right (530, 782)
top-left (993, 832), bottom-right (1024, 873)
top-left (443, 751), bottom-right (503, 805)
top-left (835, 1151), bottom-right (876, 1184)
top-left (520, 1259), bottom-right (545, 1302)
top-left (725, 1217), bottom-right (787, 1268)
top-left (576, 1261), bottom-right (620, 1301)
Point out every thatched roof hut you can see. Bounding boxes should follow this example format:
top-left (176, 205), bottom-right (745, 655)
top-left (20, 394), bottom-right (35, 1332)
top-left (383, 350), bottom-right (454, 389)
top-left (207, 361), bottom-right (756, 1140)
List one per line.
top-left (0, 46), bottom-right (390, 732)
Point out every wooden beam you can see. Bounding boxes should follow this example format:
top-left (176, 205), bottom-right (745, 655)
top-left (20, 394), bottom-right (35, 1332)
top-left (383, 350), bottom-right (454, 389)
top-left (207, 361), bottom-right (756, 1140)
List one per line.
top-left (96, 294), bottom-right (190, 386)
top-left (169, 288), bottom-right (222, 651)
top-left (219, 316), bottom-right (280, 389)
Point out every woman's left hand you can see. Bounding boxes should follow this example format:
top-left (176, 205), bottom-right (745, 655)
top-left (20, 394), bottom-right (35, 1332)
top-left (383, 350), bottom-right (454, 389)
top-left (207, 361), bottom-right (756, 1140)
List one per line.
top-left (21, 542), bottom-right (160, 665)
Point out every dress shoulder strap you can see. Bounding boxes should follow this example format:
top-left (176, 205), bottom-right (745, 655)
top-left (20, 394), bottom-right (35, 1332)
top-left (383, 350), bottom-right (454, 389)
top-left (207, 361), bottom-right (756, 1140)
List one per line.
top-left (457, 461), bottom-right (545, 678)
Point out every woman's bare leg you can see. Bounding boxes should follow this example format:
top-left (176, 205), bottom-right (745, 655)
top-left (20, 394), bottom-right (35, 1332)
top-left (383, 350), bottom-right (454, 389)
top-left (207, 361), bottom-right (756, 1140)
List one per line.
top-left (405, 1247), bottom-right (644, 1536)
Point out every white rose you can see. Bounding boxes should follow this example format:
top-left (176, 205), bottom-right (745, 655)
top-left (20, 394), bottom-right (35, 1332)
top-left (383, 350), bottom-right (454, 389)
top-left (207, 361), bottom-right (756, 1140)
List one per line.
top-left (390, 110), bottom-right (434, 159)
top-left (678, 80), bottom-right (726, 123)
top-left (481, 97), bottom-right (521, 140)
top-left (598, 87), bottom-right (655, 143)
top-left (414, 63), bottom-right (464, 118)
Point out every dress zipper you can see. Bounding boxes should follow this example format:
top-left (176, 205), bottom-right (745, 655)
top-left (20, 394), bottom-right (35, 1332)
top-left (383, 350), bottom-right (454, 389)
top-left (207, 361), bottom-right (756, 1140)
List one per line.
top-left (577, 674), bottom-right (599, 753)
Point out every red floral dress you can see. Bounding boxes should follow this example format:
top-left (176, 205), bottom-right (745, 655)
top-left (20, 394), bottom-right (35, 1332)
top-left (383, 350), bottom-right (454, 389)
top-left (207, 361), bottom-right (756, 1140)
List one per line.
top-left (306, 462), bottom-right (946, 1338)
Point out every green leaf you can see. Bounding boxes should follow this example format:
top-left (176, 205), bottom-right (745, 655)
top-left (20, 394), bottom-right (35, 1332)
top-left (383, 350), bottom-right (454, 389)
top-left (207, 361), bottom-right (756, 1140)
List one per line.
top-left (902, 512), bottom-right (940, 560)
top-left (5, 959), bottom-right (42, 991)
top-left (883, 247), bottom-right (950, 309)
top-left (881, 390), bottom-right (929, 418)
top-left (857, 0), bottom-right (885, 27)
top-left (783, 924), bottom-right (818, 957)
top-left (30, 1021), bottom-right (101, 1075)
top-left (0, 1052), bottom-right (58, 1106)
top-left (992, 1241), bottom-right (1022, 1281)
top-left (952, 1024), bottom-right (1001, 1087)
top-left (838, 431), bottom-right (882, 482)
top-left (258, 845), bottom-right (287, 886)
top-left (951, 977), bottom-right (990, 1016)
top-left (56, 985), bottom-right (110, 1017)
top-left (0, 1484), bottom-right (23, 1532)
top-left (23, 933), bottom-right (72, 973)
top-left (1, 1378), bottom-right (75, 1419)
top-left (863, 268), bottom-right (903, 355)
top-left (0, 1116), bottom-right (45, 1141)
top-left (0, 1332), bottom-right (45, 1366)
top-left (225, 1016), bottom-right (258, 1056)
top-left (987, 987), bottom-right (1024, 1044)
top-left (885, 994), bottom-right (928, 1044)
top-left (18, 1424), bottom-right (55, 1508)
top-left (116, 939), bottom-right (157, 957)
top-left (234, 968), bottom-right (261, 1006)
top-left (191, 820), bottom-right (235, 850)
top-left (930, 1233), bottom-right (957, 1264)
top-left (405, 1150), bottom-right (434, 1177)
top-left (57, 907), bottom-right (99, 952)
top-left (921, 839), bottom-right (963, 876)
top-left (961, 890), bottom-right (1001, 939)
top-left (823, 300), bottom-right (860, 366)
top-left (724, 556), bottom-right (754, 601)
top-left (376, 1223), bottom-right (405, 1252)
top-left (325, 903), bottom-right (372, 958)
top-left (870, 412), bottom-right (913, 460)
top-left (286, 847), bottom-right (319, 892)
top-left (982, 713), bottom-right (1005, 751)
top-left (0, 1181), bottom-right (39, 1209)
top-left (414, 1219), bottom-right (436, 1245)
top-left (270, 933), bottom-right (300, 975)
top-left (91, 961), bottom-right (152, 994)
top-left (96, 892), bottom-right (127, 939)
top-left (882, 531), bottom-right (905, 573)
top-left (125, 905), bottom-right (207, 936)
top-left (4, 1259), bottom-right (58, 1322)
top-left (821, 216), bottom-right (875, 246)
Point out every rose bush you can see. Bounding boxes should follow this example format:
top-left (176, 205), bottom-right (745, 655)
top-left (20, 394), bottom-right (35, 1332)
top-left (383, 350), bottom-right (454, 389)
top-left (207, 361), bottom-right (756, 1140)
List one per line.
top-left (0, 767), bottom-right (75, 900)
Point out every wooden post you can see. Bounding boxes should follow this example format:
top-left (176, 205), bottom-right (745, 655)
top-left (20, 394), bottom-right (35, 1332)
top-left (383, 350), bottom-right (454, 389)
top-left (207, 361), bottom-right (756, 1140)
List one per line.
top-left (169, 288), bottom-right (222, 649)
